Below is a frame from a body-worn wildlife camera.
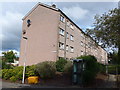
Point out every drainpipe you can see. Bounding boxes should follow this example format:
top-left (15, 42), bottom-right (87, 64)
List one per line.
top-left (85, 35), bottom-right (86, 55)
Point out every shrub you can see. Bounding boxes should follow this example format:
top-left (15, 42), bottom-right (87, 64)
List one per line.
top-left (2, 65), bottom-right (38, 82)
top-left (56, 58), bottom-right (67, 72)
top-left (1, 60), bottom-right (14, 69)
top-left (13, 66), bottom-right (23, 80)
top-left (63, 60), bottom-right (73, 75)
top-left (3, 69), bottom-right (14, 80)
top-left (0, 70), bottom-right (2, 78)
top-left (98, 63), bottom-right (106, 74)
top-left (1, 69), bottom-right (8, 78)
top-left (10, 76), bottom-right (17, 82)
top-left (15, 70), bottom-right (23, 80)
top-left (35, 61), bottom-right (56, 79)
top-left (77, 55), bottom-right (99, 85)
top-left (108, 65), bottom-right (120, 74)
top-left (26, 65), bottom-right (38, 77)
top-left (2, 66), bottom-right (23, 80)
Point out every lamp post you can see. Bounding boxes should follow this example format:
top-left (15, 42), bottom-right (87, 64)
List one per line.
top-left (22, 36), bottom-right (28, 84)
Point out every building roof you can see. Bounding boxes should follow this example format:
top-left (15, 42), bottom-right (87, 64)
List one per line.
top-left (22, 2), bottom-right (59, 20)
top-left (22, 2), bottom-right (107, 53)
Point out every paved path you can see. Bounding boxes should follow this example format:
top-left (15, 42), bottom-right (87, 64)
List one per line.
top-left (0, 80), bottom-right (30, 88)
top-left (0, 75), bottom-right (120, 88)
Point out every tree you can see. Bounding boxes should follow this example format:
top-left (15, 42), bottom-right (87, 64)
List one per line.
top-left (108, 52), bottom-right (118, 64)
top-left (86, 8), bottom-right (120, 64)
top-left (2, 50), bottom-right (17, 63)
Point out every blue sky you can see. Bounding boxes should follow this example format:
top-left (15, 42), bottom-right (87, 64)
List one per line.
top-left (0, 1), bottom-right (119, 56)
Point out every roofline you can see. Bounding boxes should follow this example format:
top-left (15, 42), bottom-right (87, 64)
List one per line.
top-left (22, 2), bottom-right (59, 20)
top-left (22, 2), bottom-right (107, 53)
top-left (59, 9), bottom-right (107, 53)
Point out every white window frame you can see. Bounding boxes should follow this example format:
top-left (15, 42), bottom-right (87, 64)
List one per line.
top-left (66, 45), bottom-right (69, 51)
top-left (70, 24), bottom-right (74, 30)
top-left (59, 28), bottom-right (65, 36)
top-left (66, 32), bottom-right (69, 38)
top-left (81, 33), bottom-right (84, 38)
top-left (81, 41), bottom-right (84, 46)
top-left (81, 51), bottom-right (84, 55)
top-left (70, 35), bottom-right (74, 41)
top-left (60, 15), bottom-right (65, 22)
top-left (59, 42), bottom-right (64, 50)
top-left (70, 46), bottom-right (74, 52)
top-left (67, 21), bottom-right (70, 26)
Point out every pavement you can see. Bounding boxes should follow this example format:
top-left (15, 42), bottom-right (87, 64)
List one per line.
top-left (0, 74), bottom-right (120, 89)
top-left (0, 79), bottom-right (30, 88)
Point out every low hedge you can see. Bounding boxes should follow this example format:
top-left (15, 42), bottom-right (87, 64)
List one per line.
top-left (35, 61), bottom-right (56, 79)
top-left (77, 55), bottom-right (100, 85)
top-left (56, 58), bottom-right (67, 72)
top-left (63, 60), bottom-right (73, 75)
top-left (108, 65), bottom-right (120, 74)
top-left (1, 65), bottom-right (37, 82)
top-left (98, 63), bottom-right (106, 74)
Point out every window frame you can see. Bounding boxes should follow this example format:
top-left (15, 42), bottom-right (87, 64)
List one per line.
top-left (66, 45), bottom-right (69, 51)
top-left (70, 35), bottom-right (74, 41)
top-left (66, 32), bottom-right (69, 38)
top-left (70, 23), bottom-right (74, 30)
top-left (70, 46), bottom-right (74, 52)
top-left (60, 15), bottom-right (65, 23)
top-left (59, 42), bottom-right (64, 50)
top-left (59, 28), bottom-right (65, 36)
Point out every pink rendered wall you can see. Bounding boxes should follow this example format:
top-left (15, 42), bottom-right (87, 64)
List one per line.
top-left (19, 5), bottom-right (60, 66)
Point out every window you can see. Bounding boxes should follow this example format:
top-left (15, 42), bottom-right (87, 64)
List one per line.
top-left (59, 28), bottom-right (65, 36)
top-left (81, 41), bottom-right (84, 46)
top-left (66, 32), bottom-right (69, 38)
top-left (70, 35), bottom-right (74, 41)
top-left (59, 42), bottom-right (64, 49)
top-left (70, 23), bottom-right (74, 29)
top-left (27, 19), bottom-right (31, 27)
top-left (60, 15), bottom-right (65, 22)
top-left (23, 30), bottom-right (26, 35)
top-left (66, 45), bottom-right (69, 51)
top-left (70, 46), bottom-right (74, 52)
top-left (67, 20), bottom-right (70, 26)
top-left (81, 33), bottom-right (84, 38)
top-left (81, 51), bottom-right (84, 55)
top-left (86, 44), bottom-right (88, 48)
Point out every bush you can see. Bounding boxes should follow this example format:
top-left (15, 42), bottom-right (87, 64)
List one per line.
top-left (77, 55), bottom-right (99, 84)
top-left (108, 65), bottom-right (120, 74)
top-left (10, 76), bottom-right (17, 82)
top-left (13, 66), bottom-right (23, 80)
top-left (63, 60), bottom-right (73, 75)
top-left (0, 70), bottom-right (2, 78)
top-left (1, 65), bottom-right (38, 82)
top-left (56, 58), bottom-right (67, 72)
top-left (1, 69), bottom-right (8, 78)
top-left (98, 63), bottom-right (106, 74)
top-left (26, 65), bottom-right (38, 77)
top-left (0, 60), bottom-right (14, 69)
top-left (2, 66), bottom-right (23, 81)
top-left (3, 69), bottom-right (14, 80)
top-left (15, 70), bottom-right (23, 80)
top-left (35, 61), bottom-right (56, 79)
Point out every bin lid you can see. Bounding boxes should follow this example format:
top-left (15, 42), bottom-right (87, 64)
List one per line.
top-left (72, 59), bottom-right (84, 62)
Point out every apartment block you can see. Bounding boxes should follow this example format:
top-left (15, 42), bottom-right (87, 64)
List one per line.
top-left (19, 3), bottom-right (108, 66)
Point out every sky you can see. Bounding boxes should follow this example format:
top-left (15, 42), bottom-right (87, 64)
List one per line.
top-left (0, 1), bottom-right (119, 56)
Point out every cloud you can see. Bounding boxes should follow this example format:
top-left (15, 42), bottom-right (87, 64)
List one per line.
top-left (0, 49), bottom-right (20, 57)
top-left (62, 5), bottom-right (89, 20)
top-left (1, 11), bottom-right (24, 51)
